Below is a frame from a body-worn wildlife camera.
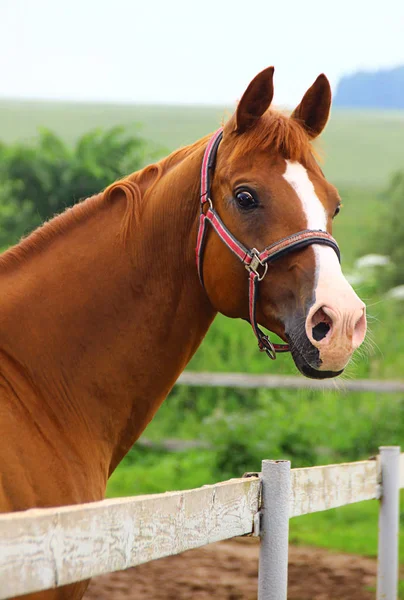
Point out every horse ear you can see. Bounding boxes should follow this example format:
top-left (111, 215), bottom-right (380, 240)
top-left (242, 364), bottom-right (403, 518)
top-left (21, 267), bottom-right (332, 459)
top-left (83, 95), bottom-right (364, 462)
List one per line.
top-left (291, 74), bottom-right (331, 138)
top-left (235, 67), bottom-right (275, 133)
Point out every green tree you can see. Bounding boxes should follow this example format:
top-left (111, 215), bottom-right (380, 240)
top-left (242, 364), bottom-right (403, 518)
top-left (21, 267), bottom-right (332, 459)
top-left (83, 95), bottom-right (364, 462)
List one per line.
top-left (0, 126), bottom-right (153, 248)
top-left (369, 170), bottom-right (404, 289)
top-left (0, 180), bottom-right (33, 250)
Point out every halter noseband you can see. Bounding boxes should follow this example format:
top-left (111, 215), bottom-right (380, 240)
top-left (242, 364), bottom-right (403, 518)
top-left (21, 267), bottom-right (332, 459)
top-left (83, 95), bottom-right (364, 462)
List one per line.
top-left (195, 128), bottom-right (340, 360)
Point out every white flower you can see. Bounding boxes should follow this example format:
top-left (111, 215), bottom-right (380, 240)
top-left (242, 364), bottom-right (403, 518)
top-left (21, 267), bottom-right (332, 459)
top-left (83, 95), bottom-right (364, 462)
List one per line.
top-left (385, 285), bottom-right (404, 300)
top-left (345, 273), bottom-right (365, 286)
top-left (354, 254), bottom-right (391, 269)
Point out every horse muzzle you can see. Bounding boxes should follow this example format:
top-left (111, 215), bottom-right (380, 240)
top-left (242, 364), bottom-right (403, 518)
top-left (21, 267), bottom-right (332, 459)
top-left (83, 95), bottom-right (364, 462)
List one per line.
top-left (286, 299), bottom-right (367, 379)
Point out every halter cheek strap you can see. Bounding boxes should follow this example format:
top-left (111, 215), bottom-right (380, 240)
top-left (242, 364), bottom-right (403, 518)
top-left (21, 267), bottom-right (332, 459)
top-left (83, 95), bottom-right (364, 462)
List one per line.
top-left (195, 128), bottom-right (340, 360)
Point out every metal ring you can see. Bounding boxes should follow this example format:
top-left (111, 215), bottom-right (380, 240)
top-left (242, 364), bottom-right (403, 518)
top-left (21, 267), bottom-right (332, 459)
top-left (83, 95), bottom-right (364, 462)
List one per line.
top-left (257, 262), bottom-right (268, 282)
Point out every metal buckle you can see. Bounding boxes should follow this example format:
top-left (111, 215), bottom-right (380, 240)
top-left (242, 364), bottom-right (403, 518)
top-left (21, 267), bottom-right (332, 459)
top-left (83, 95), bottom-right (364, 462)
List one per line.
top-left (259, 335), bottom-right (277, 360)
top-left (263, 344), bottom-right (277, 360)
top-left (246, 250), bottom-right (268, 281)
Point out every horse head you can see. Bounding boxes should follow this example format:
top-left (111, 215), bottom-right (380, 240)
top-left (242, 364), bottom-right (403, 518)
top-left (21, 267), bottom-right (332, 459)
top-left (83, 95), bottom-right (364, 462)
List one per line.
top-left (199, 67), bottom-right (366, 379)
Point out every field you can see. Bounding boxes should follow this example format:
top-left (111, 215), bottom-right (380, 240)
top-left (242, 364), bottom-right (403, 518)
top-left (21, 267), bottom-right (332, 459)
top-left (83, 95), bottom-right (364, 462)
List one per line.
top-left (2, 99), bottom-right (404, 188)
top-left (2, 97), bottom-right (404, 596)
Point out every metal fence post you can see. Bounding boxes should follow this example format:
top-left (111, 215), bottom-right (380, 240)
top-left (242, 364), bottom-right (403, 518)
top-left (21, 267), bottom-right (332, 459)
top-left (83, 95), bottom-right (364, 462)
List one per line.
top-left (258, 459), bottom-right (291, 600)
top-left (377, 446), bottom-right (400, 600)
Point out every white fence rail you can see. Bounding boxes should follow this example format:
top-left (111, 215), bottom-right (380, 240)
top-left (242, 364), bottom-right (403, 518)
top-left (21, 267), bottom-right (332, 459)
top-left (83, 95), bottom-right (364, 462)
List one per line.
top-left (178, 371), bottom-right (404, 393)
top-left (0, 447), bottom-right (402, 599)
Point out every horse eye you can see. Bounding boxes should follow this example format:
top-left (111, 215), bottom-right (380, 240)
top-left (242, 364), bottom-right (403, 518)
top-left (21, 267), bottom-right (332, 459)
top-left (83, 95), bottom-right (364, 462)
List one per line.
top-left (334, 204), bottom-right (341, 218)
top-left (235, 190), bottom-right (257, 210)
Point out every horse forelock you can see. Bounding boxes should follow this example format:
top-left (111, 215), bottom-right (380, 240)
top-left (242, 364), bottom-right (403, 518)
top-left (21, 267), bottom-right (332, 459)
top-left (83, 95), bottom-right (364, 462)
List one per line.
top-left (228, 108), bottom-right (317, 165)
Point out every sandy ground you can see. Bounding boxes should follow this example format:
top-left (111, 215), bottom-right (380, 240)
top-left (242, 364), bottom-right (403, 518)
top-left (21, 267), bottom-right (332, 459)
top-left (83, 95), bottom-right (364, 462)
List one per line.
top-left (84, 538), bottom-right (376, 599)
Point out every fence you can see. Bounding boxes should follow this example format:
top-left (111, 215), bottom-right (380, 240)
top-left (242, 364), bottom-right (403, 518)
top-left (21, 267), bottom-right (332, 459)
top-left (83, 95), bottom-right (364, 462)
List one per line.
top-left (178, 371), bottom-right (404, 393)
top-left (0, 446), bottom-right (402, 599)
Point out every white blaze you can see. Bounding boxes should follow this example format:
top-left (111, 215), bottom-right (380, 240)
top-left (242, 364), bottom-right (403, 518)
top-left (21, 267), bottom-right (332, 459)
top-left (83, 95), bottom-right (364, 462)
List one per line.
top-left (282, 160), bottom-right (365, 354)
top-left (282, 160), bottom-right (341, 284)
top-left (283, 161), bottom-right (328, 231)
top-left (282, 160), bottom-right (366, 369)
top-left (282, 160), bottom-right (345, 287)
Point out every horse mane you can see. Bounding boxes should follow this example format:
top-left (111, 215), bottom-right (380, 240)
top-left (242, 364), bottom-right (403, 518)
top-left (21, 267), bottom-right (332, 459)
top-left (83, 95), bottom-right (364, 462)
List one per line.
top-left (0, 136), bottom-right (210, 270)
top-left (0, 192), bottom-right (108, 270)
top-left (0, 109), bottom-right (314, 270)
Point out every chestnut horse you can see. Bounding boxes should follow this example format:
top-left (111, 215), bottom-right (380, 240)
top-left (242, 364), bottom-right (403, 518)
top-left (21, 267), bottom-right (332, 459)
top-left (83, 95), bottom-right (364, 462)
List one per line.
top-left (2, 67), bottom-right (366, 599)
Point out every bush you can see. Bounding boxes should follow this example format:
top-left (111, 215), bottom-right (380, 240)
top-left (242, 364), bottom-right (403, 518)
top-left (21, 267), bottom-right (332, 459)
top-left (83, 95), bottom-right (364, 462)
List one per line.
top-left (367, 170), bottom-right (404, 289)
top-left (0, 127), bottom-right (154, 248)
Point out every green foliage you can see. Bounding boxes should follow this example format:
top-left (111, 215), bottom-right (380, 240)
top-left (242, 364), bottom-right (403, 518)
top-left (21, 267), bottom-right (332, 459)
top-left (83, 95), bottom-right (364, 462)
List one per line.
top-left (132, 385), bottom-right (404, 483)
top-left (0, 180), bottom-right (33, 250)
top-left (366, 170), bottom-right (404, 289)
top-left (107, 446), bottom-right (217, 497)
top-left (333, 186), bottom-right (381, 267)
top-left (290, 494), bottom-right (404, 559)
top-left (0, 126), bottom-right (152, 247)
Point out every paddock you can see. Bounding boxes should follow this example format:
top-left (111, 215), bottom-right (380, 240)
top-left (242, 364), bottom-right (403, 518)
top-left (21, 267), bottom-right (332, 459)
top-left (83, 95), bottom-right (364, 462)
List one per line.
top-left (0, 446), bottom-right (401, 599)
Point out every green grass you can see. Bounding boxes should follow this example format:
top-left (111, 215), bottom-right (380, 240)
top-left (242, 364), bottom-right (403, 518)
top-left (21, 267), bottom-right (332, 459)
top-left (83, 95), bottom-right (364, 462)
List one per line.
top-left (289, 496), bottom-right (403, 560)
top-left (289, 502), bottom-right (356, 555)
top-left (107, 449), bottom-right (218, 498)
top-left (0, 99), bottom-right (229, 158)
top-left (320, 109), bottom-right (404, 187)
top-left (332, 186), bottom-right (381, 266)
top-left (1, 99), bottom-right (404, 187)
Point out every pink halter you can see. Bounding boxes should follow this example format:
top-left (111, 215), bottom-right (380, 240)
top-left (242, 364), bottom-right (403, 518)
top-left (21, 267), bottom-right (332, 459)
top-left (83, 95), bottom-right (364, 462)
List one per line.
top-left (196, 128), bottom-right (340, 360)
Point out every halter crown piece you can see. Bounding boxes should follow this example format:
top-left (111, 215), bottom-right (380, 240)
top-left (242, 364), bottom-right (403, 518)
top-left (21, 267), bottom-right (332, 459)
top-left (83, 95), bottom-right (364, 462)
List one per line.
top-left (195, 128), bottom-right (340, 360)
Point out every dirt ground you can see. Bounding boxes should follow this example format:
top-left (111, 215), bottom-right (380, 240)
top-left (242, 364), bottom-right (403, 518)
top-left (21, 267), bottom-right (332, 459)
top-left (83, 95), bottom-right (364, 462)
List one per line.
top-left (84, 538), bottom-right (376, 600)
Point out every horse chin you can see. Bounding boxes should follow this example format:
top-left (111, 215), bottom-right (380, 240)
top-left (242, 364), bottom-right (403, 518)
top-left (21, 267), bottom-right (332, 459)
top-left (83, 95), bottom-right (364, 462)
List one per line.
top-left (285, 324), bottom-right (344, 380)
top-left (291, 349), bottom-right (344, 380)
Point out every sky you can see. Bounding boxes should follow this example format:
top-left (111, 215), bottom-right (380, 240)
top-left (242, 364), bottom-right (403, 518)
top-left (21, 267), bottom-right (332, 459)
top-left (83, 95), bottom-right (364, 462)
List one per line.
top-left (2, 0), bottom-right (404, 108)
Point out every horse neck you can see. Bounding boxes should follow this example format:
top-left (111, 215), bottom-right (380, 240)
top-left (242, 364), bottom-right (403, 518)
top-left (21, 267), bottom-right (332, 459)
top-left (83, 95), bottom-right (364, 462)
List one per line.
top-left (0, 139), bottom-right (216, 482)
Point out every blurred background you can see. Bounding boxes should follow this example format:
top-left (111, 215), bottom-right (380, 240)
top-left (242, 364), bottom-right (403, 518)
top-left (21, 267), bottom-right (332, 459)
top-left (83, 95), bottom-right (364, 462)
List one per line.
top-left (2, 0), bottom-right (404, 597)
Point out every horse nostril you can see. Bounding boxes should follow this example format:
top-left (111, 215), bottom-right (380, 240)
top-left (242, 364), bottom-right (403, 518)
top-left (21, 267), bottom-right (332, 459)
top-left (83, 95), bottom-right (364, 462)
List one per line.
top-left (312, 321), bottom-right (331, 341)
top-left (310, 307), bottom-right (333, 343)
